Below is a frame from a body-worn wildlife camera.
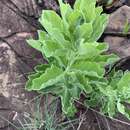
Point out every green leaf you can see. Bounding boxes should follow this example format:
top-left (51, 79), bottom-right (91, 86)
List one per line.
top-left (99, 85), bottom-right (117, 97)
top-left (26, 65), bottom-right (63, 91)
top-left (82, 2), bottom-right (96, 22)
top-left (78, 42), bottom-right (108, 59)
top-left (71, 61), bottom-right (105, 77)
top-left (108, 70), bottom-right (123, 89)
top-left (123, 19), bottom-right (130, 35)
top-left (94, 54), bottom-right (119, 66)
top-left (75, 22), bottom-right (93, 41)
top-left (76, 73), bottom-right (92, 93)
top-left (67, 10), bottom-right (82, 32)
top-left (26, 72), bottom-right (43, 91)
top-left (26, 64), bottom-right (50, 91)
top-left (58, 0), bottom-right (72, 25)
top-left (42, 40), bottom-right (62, 57)
top-left (89, 14), bottom-right (109, 42)
top-left (53, 30), bottom-right (70, 48)
top-left (74, 0), bottom-right (81, 10)
top-left (95, 6), bottom-right (103, 17)
top-left (74, 0), bottom-right (96, 11)
top-left (40, 84), bottom-right (64, 94)
top-left (117, 100), bottom-right (130, 119)
top-left (27, 39), bottom-right (43, 52)
top-left (37, 30), bottom-right (47, 41)
top-left (39, 10), bottom-right (64, 34)
top-left (58, 0), bottom-right (72, 38)
top-left (117, 72), bottom-right (130, 99)
top-left (74, 0), bottom-right (96, 21)
top-left (117, 72), bottom-right (130, 88)
top-left (34, 64), bottom-right (50, 72)
top-left (103, 97), bottom-right (116, 117)
top-left (99, 85), bottom-right (117, 117)
top-left (117, 100), bottom-right (125, 115)
top-left (60, 88), bottom-right (77, 116)
top-left (60, 83), bottom-right (81, 117)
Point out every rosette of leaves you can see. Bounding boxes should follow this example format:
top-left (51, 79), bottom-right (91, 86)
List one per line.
top-left (26, 0), bottom-right (130, 119)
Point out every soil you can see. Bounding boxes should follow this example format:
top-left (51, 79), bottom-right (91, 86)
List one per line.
top-left (0, 0), bottom-right (130, 130)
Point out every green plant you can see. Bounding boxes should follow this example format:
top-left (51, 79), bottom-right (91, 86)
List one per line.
top-left (26, 0), bottom-right (130, 119)
top-left (123, 18), bottom-right (130, 35)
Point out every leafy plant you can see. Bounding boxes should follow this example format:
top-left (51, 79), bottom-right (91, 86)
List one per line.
top-left (26, 0), bottom-right (130, 119)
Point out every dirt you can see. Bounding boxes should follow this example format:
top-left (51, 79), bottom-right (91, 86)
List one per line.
top-left (0, 0), bottom-right (130, 130)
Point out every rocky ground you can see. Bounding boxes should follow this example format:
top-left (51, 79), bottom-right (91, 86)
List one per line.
top-left (0, 0), bottom-right (130, 130)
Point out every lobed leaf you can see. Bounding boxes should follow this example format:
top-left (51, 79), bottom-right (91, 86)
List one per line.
top-left (26, 65), bottom-right (63, 91)
top-left (71, 61), bottom-right (105, 77)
